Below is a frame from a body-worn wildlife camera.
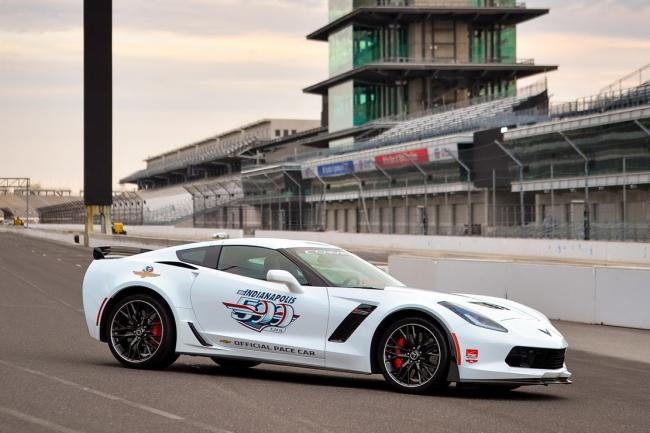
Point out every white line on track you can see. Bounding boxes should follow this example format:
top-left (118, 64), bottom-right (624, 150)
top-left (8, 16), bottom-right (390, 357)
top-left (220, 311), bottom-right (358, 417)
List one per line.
top-left (0, 263), bottom-right (84, 314)
top-left (0, 359), bottom-right (234, 433)
top-left (0, 406), bottom-right (83, 433)
top-left (0, 303), bottom-right (70, 310)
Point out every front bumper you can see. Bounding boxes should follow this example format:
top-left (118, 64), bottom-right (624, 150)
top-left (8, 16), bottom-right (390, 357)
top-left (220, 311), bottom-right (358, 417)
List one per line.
top-left (460, 375), bottom-right (572, 386)
top-left (453, 319), bottom-right (572, 385)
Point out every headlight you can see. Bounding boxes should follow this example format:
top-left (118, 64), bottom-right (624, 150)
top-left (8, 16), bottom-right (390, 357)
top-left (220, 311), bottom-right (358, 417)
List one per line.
top-left (439, 301), bottom-right (508, 333)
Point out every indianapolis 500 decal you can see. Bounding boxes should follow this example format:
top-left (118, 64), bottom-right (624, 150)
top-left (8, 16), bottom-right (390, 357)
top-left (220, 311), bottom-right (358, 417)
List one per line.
top-left (223, 290), bottom-right (299, 333)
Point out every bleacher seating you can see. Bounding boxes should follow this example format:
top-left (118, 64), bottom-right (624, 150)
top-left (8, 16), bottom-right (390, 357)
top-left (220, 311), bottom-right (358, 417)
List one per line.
top-left (1, 194), bottom-right (78, 221)
top-left (138, 186), bottom-right (194, 225)
top-left (122, 137), bottom-right (258, 182)
top-left (183, 174), bottom-right (244, 215)
top-left (370, 94), bottom-right (537, 147)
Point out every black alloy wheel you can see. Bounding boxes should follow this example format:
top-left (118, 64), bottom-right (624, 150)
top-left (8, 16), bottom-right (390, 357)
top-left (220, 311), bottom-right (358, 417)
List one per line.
top-left (378, 317), bottom-right (449, 393)
top-left (107, 294), bottom-right (179, 369)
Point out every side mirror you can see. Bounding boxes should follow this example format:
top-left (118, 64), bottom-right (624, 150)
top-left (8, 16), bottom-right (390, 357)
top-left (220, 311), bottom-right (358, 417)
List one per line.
top-left (267, 270), bottom-right (303, 294)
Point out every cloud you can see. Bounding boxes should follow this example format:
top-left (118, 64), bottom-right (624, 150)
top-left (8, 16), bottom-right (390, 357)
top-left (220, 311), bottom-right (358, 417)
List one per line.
top-left (518, 30), bottom-right (650, 99)
top-left (525, 0), bottom-right (650, 40)
top-left (114, 30), bottom-right (324, 64)
top-left (0, 0), bottom-right (327, 36)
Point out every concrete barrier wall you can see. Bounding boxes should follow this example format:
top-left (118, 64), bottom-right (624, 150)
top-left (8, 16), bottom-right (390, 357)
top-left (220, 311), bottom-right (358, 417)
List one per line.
top-left (388, 255), bottom-right (650, 329)
top-left (33, 224), bottom-right (244, 241)
top-left (594, 268), bottom-right (650, 329)
top-left (255, 230), bottom-right (650, 264)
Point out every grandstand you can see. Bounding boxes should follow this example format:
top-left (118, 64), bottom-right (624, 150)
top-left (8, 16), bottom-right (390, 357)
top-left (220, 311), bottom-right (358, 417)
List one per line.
top-left (256, 79), bottom-right (649, 240)
top-left (367, 84), bottom-right (548, 148)
top-left (1, 186), bottom-right (77, 223)
top-left (38, 191), bottom-right (142, 225)
top-left (40, 2), bottom-right (649, 242)
top-left (121, 119), bottom-right (320, 189)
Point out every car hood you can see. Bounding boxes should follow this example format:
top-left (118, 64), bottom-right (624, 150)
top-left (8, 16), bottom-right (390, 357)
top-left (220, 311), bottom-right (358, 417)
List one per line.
top-left (384, 286), bottom-right (546, 323)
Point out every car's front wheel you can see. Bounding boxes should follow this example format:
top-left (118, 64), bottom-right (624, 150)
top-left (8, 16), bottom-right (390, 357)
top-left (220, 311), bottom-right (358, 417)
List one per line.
top-left (378, 317), bottom-right (449, 393)
top-left (107, 294), bottom-right (179, 369)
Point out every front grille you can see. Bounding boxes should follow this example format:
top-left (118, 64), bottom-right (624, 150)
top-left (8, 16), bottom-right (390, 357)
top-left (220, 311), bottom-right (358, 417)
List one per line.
top-left (505, 347), bottom-right (566, 370)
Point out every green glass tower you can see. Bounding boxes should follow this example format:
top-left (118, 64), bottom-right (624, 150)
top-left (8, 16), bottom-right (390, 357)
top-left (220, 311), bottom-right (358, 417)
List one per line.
top-left (306, 0), bottom-right (557, 144)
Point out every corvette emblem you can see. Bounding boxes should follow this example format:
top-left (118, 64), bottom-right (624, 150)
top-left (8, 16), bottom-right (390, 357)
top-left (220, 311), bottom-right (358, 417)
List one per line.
top-left (133, 265), bottom-right (160, 278)
top-left (539, 328), bottom-right (552, 336)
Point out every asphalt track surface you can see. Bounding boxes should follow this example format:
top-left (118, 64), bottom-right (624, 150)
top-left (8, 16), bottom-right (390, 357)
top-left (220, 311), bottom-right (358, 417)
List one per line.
top-left (1, 231), bottom-right (649, 433)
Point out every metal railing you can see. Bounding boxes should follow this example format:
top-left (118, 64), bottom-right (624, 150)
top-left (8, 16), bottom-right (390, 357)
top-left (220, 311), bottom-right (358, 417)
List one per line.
top-left (491, 223), bottom-right (650, 243)
top-left (550, 82), bottom-right (650, 120)
top-left (376, 56), bottom-right (535, 65)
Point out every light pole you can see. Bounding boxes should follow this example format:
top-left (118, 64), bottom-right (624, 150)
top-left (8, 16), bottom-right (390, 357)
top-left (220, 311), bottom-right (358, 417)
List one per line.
top-left (444, 149), bottom-right (472, 230)
top-left (558, 131), bottom-right (590, 240)
top-left (494, 140), bottom-right (525, 227)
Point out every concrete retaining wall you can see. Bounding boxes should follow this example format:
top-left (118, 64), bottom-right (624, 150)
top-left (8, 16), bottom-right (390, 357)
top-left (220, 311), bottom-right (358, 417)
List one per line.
top-left (388, 255), bottom-right (650, 329)
top-left (33, 224), bottom-right (244, 241)
top-left (255, 230), bottom-right (650, 264)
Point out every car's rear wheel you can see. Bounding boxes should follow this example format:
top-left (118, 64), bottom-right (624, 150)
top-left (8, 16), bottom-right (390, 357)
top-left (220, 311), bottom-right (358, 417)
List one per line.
top-left (210, 357), bottom-right (260, 370)
top-left (378, 317), bottom-right (449, 394)
top-left (107, 294), bottom-right (179, 369)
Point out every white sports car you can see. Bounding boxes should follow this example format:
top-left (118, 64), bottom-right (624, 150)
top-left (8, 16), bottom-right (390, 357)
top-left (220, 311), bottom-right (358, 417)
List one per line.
top-left (82, 238), bottom-right (571, 393)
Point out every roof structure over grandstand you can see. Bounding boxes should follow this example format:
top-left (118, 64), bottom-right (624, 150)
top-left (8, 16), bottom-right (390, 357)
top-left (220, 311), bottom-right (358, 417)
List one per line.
top-left (307, 3), bottom-right (549, 41)
top-left (304, 60), bottom-right (556, 95)
top-left (120, 118), bottom-right (320, 188)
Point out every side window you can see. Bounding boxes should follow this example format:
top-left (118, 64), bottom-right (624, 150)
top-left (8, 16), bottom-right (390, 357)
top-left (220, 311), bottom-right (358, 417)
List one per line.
top-left (217, 246), bottom-right (308, 284)
top-left (176, 246), bottom-right (221, 268)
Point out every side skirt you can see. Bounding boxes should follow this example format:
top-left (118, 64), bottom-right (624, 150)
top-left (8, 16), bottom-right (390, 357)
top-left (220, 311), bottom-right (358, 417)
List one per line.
top-left (459, 377), bottom-right (572, 386)
top-left (176, 352), bottom-right (373, 376)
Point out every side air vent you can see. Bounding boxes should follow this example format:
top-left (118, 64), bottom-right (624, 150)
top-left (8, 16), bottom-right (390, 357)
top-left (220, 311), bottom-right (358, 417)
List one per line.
top-left (188, 322), bottom-right (211, 347)
top-left (155, 261), bottom-right (199, 270)
top-left (469, 301), bottom-right (509, 310)
top-left (328, 304), bottom-right (377, 343)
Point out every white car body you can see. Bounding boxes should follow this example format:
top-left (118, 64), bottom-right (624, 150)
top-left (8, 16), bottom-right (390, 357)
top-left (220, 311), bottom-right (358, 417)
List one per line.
top-left (82, 238), bottom-right (571, 386)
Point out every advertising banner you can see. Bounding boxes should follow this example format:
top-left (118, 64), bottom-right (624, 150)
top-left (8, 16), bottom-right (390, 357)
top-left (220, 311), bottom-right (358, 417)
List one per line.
top-left (374, 148), bottom-right (429, 169)
top-left (301, 142), bottom-right (459, 179)
top-left (317, 160), bottom-right (354, 178)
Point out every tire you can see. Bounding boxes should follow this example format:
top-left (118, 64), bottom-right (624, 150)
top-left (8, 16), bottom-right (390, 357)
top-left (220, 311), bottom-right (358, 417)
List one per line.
top-left (377, 317), bottom-right (449, 394)
top-left (210, 357), bottom-right (260, 370)
top-left (106, 293), bottom-right (179, 369)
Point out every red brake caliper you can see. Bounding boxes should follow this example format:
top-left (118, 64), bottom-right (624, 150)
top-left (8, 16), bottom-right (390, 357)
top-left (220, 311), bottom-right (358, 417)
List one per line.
top-left (393, 337), bottom-right (405, 369)
top-left (151, 321), bottom-right (162, 342)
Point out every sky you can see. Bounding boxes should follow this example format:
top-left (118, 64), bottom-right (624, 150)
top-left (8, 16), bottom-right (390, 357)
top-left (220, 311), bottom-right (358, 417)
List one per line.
top-left (0, 0), bottom-right (649, 193)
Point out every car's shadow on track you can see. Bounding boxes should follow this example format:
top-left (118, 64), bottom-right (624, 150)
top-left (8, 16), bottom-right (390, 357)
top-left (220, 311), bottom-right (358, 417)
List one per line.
top-left (91, 359), bottom-right (565, 401)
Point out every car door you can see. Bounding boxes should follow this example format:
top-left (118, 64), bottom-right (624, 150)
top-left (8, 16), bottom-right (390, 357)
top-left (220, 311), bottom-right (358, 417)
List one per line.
top-left (190, 245), bottom-right (329, 367)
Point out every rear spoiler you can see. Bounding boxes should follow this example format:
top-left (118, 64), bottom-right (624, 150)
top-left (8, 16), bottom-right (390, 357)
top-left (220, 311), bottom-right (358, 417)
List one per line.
top-left (93, 246), bottom-right (152, 260)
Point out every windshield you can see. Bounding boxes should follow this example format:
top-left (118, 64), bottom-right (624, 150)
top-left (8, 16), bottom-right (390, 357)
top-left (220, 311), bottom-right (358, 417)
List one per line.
top-left (287, 247), bottom-right (404, 289)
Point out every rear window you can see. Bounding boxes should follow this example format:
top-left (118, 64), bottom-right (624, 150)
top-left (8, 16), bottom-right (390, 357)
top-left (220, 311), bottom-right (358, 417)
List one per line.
top-left (176, 246), bottom-right (221, 268)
